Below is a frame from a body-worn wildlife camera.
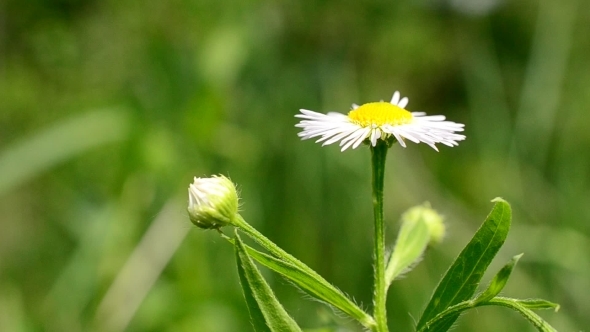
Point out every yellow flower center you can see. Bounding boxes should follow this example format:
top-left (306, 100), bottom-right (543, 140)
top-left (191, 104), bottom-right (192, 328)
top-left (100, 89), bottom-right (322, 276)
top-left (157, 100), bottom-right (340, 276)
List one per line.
top-left (348, 102), bottom-right (413, 127)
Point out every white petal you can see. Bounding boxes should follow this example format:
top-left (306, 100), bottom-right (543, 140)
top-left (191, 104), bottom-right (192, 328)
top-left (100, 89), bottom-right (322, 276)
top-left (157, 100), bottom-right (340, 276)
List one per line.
top-left (390, 91), bottom-right (400, 105)
top-left (340, 127), bottom-right (368, 147)
top-left (391, 131), bottom-right (406, 147)
top-left (351, 127), bottom-right (372, 149)
top-left (370, 129), bottom-right (380, 146)
top-left (398, 97), bottom-right (409, 109)
top-left (322, 127), bottom-right (360, 146)
top-left (341, 128), bottom-right (370, 151)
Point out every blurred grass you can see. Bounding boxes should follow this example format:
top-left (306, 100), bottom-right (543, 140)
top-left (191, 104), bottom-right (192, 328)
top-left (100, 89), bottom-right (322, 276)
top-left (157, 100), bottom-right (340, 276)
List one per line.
top-left (1, 0), bottom-right (589, 331)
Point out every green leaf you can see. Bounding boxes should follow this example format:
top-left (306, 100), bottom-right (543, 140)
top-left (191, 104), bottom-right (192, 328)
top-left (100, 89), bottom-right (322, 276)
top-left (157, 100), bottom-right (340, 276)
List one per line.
top-left (485, 297), bottom-right (559, 332)
top-left (385, 209), bottom-right (430, 286)
top-left (417, 253), bottom-right (559, 332)
top-left (417, 297), bottom-right (559, 332)
top-left (230, 216), bottom-right (375, 329)
top-left (514, 299), bottom-right (560, 312)
top-left (234, 231), bottom-right (302, 332)
top-left (416, 300), bottom-right (472, 332)
top-left (416, 198), bottom-right (512, 331)
top-left (474, 253), bottom-right (523, 304)
top-left (243, 245), bottom-right (374, 328)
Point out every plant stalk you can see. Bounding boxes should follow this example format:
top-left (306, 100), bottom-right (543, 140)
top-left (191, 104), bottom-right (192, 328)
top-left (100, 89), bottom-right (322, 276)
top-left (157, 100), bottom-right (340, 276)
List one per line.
top-left (371, 141), bottom-right (389, 331)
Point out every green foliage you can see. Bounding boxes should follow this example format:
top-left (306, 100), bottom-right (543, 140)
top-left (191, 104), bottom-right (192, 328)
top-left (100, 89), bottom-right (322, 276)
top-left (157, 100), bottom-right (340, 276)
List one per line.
top-left (0, 0), bottom-right (586, 331)
top-left (415, 297), bottom-right (560, 332)
top-left (483, 298), bottom-right (559, 332)
top-left (474, 253), bottom-right (523, 305)
top-left (234, 240), bottom-right (374, 329)
top-left (234, 231), bottom-right (302, 332)
top-left (229, 197), bottom-right (557, 332)
top-left (416, 198), bottom-right (511, 331)
top-left (515, 299), bottom-right (561, 311)
top-left (413, 202), bottom-right (558, 332)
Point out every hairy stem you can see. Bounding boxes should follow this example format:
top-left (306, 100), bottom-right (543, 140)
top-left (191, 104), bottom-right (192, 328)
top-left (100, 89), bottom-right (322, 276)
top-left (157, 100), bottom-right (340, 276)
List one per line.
top-left (371, 141), bottom-right (389, 331)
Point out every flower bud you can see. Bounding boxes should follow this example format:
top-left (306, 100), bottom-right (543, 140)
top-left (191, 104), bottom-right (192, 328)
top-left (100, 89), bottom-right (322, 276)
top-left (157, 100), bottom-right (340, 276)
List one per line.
top-left (402, 203), bottom-right (446, 245)
top-left (187, 175), bottom-right (239, 229)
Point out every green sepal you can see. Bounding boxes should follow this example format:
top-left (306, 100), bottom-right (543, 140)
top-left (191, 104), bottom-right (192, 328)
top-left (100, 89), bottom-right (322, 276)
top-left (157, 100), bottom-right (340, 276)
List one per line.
top-left (474, 253), bottom-right (523, 305)
top-left (234, 230), bottom-right (302, 332)
top-left (416, 198), bottom-right (512, 331)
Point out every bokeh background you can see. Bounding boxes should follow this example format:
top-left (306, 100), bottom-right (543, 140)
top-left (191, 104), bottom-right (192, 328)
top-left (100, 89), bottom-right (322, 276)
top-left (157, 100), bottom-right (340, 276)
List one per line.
top-left (1, 0), bottom-right (589, 331)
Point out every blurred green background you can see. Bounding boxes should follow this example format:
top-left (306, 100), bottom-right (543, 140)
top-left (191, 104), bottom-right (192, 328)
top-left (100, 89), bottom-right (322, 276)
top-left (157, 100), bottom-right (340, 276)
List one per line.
top-left (1, 0), bottom-right (588, 331)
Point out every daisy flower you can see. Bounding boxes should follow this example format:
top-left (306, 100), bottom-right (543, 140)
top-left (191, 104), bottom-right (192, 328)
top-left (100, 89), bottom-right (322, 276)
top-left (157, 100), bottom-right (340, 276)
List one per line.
top-left (295, 91), bottom-right (465, 151)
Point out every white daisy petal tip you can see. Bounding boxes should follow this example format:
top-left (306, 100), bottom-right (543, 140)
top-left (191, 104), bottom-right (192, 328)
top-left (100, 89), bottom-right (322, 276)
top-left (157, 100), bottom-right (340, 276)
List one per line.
top-left (398, 97), bottom-right (409, 109)
top-left (295, 91), bottom-right (465, 152)
top-left (391, 91), bottom-right (400, 105)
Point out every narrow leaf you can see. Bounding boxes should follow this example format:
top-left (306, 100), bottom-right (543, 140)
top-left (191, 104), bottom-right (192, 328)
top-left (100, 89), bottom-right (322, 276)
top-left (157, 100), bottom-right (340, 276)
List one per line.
top-left (236, 241), bottom-right (272, 332)
top-left (485, 297), bottom-right (559, 332)
top-left (228, 219), bottom-right (375, 329)
top-left (234, 231), bottom-right (302, 332)
top-left (474, 253), bottom-right (523, 304)
top-left (417, 301), bottom-right (473, 332)
top-left (243, 245), bottom-right (375, 328)
top-left (418, 297), bottom-right (559, 332)
top-left (416, 198), bottom-right (512, 331)
top-left (385, 210), bottom-right (430, 286)
top-left (515, 299), bottom-right (560, 312)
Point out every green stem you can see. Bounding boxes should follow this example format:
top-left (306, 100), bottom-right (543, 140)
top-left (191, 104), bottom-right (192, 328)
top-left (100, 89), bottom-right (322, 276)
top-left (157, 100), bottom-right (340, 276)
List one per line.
top-left (233, 215), bottom-right (315, 274)
top-left (371, 141), bottom-right (389, 331)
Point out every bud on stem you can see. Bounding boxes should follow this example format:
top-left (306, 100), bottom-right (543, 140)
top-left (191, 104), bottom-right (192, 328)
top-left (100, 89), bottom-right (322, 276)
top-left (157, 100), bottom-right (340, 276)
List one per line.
top-left (187, 175), bottom-right (239, 229)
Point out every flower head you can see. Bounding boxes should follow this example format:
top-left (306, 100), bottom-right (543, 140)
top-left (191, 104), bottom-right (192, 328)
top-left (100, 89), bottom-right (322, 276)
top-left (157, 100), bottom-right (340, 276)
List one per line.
top-left (187, 175), bottom-right (239, 229)
top-left (295, 91), bottom-right (465, 151)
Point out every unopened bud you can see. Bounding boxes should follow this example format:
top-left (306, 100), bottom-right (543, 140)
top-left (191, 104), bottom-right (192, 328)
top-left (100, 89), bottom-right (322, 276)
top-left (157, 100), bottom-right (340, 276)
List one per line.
top-left (402, 203), bottom-right (446, 245)
top-left (187, 175), bottom-right (239, 229)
